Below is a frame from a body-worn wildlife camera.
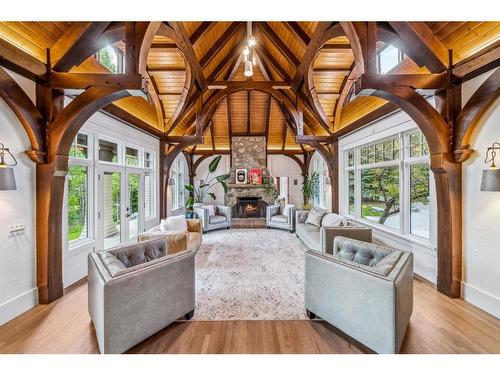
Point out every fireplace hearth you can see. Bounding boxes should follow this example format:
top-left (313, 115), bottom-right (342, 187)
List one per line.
top-left (233, 197), bottom-right (267, 218)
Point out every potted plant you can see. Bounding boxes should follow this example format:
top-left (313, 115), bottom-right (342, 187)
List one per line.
top-left (302, 171), bottom-right (319, 210)
top-left (184, 155), bottom-right (230, 216)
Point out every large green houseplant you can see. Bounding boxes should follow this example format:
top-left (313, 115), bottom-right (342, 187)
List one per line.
top-left (184, 155), bottom-right (230, 213)
top-left (302, 171), bottom-right (319, 210)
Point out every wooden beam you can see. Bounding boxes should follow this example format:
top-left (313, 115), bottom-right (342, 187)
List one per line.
top-left (206, 36), bottom-right (245, 82)
top-left (190, 22), bottom-right (213, 45)
top-left (0, 38), bottom-right (47, 79)
top-left (333, 63), bottom-right (356, 129)
top-left (199, 22), bottom-right (242, 68)
top-left (453, 40), bottom-right (500, 81)
top-left (389, 22), bottom-right (449, 73)
top-left (150, 43), bottom-right (178, 50)
top-left (285, 22), bottom-right (310, 46)
top-left (321, 43), bottom-right (352, 52)
top-left (208, 80), bottom-right (290, 90)
top-left (264, 95), bottom-right (271, 149)
top-left (148, 72), bottom-right (166, 129)
top-left (51, 22), bottom-right (110, 72)
top-left (210, 121), bottom-right (215, 150)
top-left (293, 22), bottom-right (338, 90)
top-left (281, 122), bottom-right (287, 151)
top-left (354, 73), bottom-right (449, 94)
top-left (169, 22), bottom-right (207, 89)
top-left (256, 22), bottom-right (300, 67)
top-left (165, 135), bottom-right (204, 144)
top-left (296, 135), bottom-right (335, 143)
top-left (147, 66), bottom-right (186, 72)
top-left (46, 72), bottom-right (144, 90)
top-left (313, 67), bottom-right (351, 73)
top-left (254, 44), bottom-right (292, 82)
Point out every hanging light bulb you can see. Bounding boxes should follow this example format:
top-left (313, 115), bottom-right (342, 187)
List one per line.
top-left (244, 60), bottom-right (253, 77)
top-left (243, 45), bottom-right (250, 56)
top-left (248, 36), bottom-right (256, 46)
top-left (252, 55), bottom-right (256, 65)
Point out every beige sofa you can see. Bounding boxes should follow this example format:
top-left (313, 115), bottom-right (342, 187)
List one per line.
top-left (295, 209), bottom-right (372, 253)
top-left (138, 218), bottom-right (202, 254)
top-left (88, 238), bottom-right (195, 354)
top-left (305, 236), bottom-right (413, 353)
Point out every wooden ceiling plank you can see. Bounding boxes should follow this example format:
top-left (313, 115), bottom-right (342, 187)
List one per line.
top-left (264, 95), bottom-right (272, 149)
top-left (247, 90), bottom-right (251, 134)
top-left (189, 22), bottom-right (213, 45)
top-left (256, 22), bottom-right (300, 67)
top-left (51, 22), bottom-right (110, 72)
top-left (207, 38), bottom-right (245, 82)
top-left (199, 22), bottom-right (242, 68)
top-left (0, 37), bottom-right (46, 79)
top-left (254, 43), bottom-right (292, 82)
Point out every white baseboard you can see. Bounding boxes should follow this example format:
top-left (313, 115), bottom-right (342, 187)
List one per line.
top-left (462, 282), bottom-right (500, 319)
top-left (0, 288), bottom-right (38, 326)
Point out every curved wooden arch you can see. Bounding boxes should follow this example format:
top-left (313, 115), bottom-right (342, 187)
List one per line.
top-left (454, 68), bottom-right (500, 162)
top-left (369, 85), bottom-right (450, 155)
top-left (0, 67), bottom-right (46, 162)
top-left (199, 85), bottom-right (301, 135)
top-left (49, 87), bottom-right (131, 158)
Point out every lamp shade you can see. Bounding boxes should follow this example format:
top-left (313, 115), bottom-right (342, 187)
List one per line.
top-left (0, 167), bottom-right (16, 190)
top-left (244, 60), bottom-right (253, 77)
top-left (481, 169), bottom-right (500, 191)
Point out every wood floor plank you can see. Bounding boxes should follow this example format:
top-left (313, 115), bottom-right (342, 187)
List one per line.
top-left (1, 278), bottom-right (499, 354)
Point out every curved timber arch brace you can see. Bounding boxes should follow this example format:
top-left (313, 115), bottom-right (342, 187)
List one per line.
top-left (341, 21), bottom-right (462, 297)
top-left (454, 68), bottom-right (500, 162)
top-left (0, 67), bottom-right (46, 163)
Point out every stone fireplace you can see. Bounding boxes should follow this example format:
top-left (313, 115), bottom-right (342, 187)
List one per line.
top-left (225, 136), bottom-right (276, 215)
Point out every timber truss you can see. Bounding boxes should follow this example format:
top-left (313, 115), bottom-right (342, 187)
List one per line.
top-left (0, 21), bottom-right (499, 304)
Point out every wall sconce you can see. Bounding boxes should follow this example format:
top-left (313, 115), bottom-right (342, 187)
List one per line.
top-left (481, 142), bottom-right (500, 192)
top-left (0, 143), bottom-right (17, 191)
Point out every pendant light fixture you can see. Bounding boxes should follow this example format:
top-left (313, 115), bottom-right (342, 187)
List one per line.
top-left (0, 142), bottom-right (17, 191)
top-left (243, 21), bottom-right (256, 78)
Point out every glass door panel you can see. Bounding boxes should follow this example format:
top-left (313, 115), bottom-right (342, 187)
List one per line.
top-left (103, 171), bottom-right (122, 249)
top-left (127, 173), bottom-right (141, 240)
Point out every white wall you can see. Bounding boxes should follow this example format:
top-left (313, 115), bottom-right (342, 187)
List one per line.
top-left (462, 69), bottom-right (500, 318)
top-left (0, 70), bottom-right (38, 325)
top-left (193, 154), bottom-right (230, 206)
top-left (267, 155), bottom-right (304, 207)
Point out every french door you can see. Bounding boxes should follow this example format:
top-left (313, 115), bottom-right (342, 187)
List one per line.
top-left (97, 166), bottom-right (144, 250)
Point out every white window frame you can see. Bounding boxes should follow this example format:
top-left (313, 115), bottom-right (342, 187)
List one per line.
top-left (340, 124), bottom-right (436, 249)
top-left (97, 135), bottom-right (122, 165)
top-left (144, 149), bottom-right (156, 221)
top-left (67, 131), bottom-right (95, 250)
top-left (171, 158), bottom-right (185, 211)
top-left (124, 144), bottom-right (142, 168)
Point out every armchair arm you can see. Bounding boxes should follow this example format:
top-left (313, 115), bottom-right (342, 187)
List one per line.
top-left (320, 226), bottom-right (372, 254)
top-left (267, 204), bottom-right (280, 217)
top-left (194, 207), bottom-right (208, 230)
top-left (296, 210), bottom-right (309, 224)
top-left (217, 205), bottom-right (232, 223)
top-left (187, 219), bottom-right (202, 234)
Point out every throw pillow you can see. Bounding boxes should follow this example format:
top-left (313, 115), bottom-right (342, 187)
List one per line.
top-left (202, 205), bottom-right (216, 217)
top-left (161, 215), bottom-right (188, 232)
top-left (322, 213), bottom-right (346, 227)
top-left (305, 207), bottom-right (327, 227)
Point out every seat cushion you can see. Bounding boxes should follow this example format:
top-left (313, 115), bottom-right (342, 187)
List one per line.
top-left (209, 215), bottom-right (227, 224)
top-left (271, 214), bottom-right (289, 223)
top-left (296, 223), bottom-right (321, 250)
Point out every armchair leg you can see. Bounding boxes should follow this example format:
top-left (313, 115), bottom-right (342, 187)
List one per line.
top-left (306, 309), bottom-right (316, 319)
top-left (184, 310), bottom-right (194, 320)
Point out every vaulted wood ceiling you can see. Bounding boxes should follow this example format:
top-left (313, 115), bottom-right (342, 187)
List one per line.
top-left (0, 21), bottom-right (499, 152)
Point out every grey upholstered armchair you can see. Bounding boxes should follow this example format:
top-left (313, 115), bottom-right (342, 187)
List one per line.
top-left (305, 236), bottom-right (413, 354)
top-left (266, 204), bottom-right (296, 232)
top-left (88, 238), bottom-right (195, 354)
top-left (194, 204), bottom-right (231, 233)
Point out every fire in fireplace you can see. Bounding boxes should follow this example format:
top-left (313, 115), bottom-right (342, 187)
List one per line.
top-left (234, 197), bottom-right (266, 218)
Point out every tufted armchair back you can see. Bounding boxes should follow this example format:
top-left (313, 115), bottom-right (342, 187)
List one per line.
top-left (108, 238), bottom-right (167, 268)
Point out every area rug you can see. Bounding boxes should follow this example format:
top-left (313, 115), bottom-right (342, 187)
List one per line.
top-left (193, 229), bottom-right (309, 320)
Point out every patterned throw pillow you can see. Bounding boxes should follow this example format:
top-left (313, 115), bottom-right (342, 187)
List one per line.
top-left (322, 213), bottom-right (346, 227)
top-left (305, 207), bottom-right (327, 227)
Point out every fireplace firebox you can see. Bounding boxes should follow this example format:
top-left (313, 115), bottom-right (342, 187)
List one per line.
top-left (233, 197), bottom-right (267, 218)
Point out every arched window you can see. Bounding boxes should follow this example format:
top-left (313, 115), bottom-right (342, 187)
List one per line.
top-left (95, 45), bottom-right (124, 73)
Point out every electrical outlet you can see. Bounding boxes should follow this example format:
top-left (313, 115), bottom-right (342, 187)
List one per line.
top-left (8, 224), bottom-right (26, 237)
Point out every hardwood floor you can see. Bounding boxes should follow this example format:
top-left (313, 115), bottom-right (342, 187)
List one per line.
top-left (1, 277), bottom-right (500, 354)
